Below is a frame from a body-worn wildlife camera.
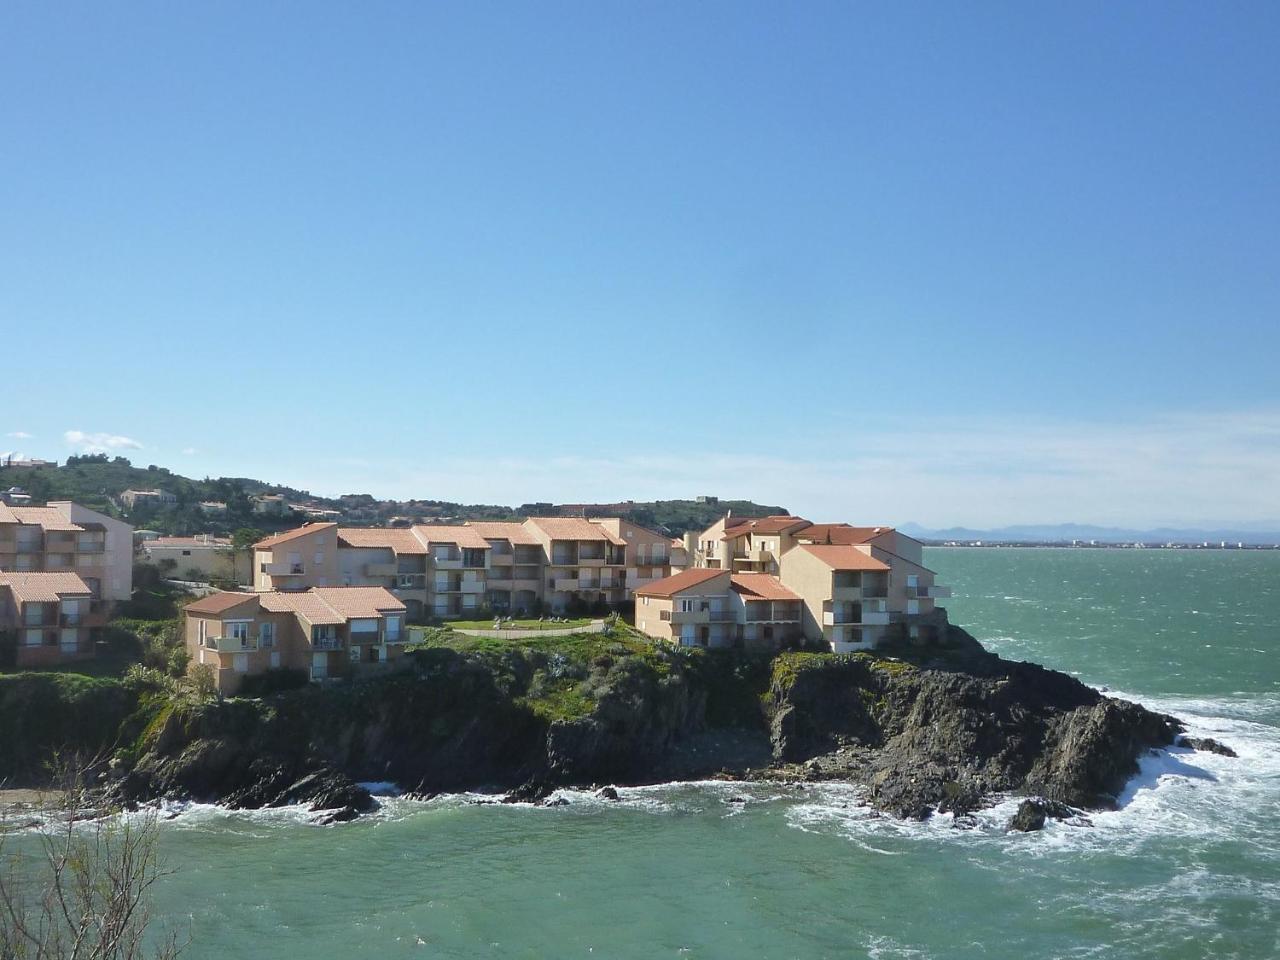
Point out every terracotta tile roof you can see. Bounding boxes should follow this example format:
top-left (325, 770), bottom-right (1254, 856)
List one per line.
top-left (721, 516), bottom-right (810, 540)
top-left (0, 504), bottom-right (17, 524)
top-left (590, 523), bottom-right (627, 546)
top-left (337, 527), bottom-right (430, 555)
top-left (259, 590), bottom-right (346, 625)
top-left (184, 591), bottom-right (261, 616)
top-left (792, 524), bottom-right (894, 545)
top-left (797, 545), bottom-right (891, 571)
top-left (526, 517), bottom-right (612, 542)
top-left (0, 572), bottom-right (92, 603)
top-left (311, 586), bottom-right (406, 618)
top-left (635, 567), bottom-right (730, 598)
top-left (257, 586), bottom-right (406, 624)
top-left (253, 523), bottom-right (337, 550)
top-left (465, 521), bottom-right (541, 546)
top-left (8, 506), bottom-right (83, 532)
top-left (730, 574), bottom-right (800, 602)
top-left (411, 524), bottom-right (492, 551)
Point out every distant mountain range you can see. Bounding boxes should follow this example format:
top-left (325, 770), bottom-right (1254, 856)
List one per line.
top-left (899, 522), bottom-right (1280, 546)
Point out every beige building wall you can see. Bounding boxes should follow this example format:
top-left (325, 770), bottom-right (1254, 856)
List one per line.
top-left (53, 502), bottom-right (133, 602)
top-left (253, 524), bottom-right (339, 591)
top-left (635, 570), bottom-right (735, 648)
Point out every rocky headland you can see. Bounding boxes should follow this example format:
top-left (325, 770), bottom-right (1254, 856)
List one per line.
top-left (2, 612), bottom-right (1208, 829)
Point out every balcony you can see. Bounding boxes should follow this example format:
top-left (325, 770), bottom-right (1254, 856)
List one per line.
top-left (668, 609), bottom-right (710, 625)
top-left (551, 577), bottom-right (581, 592)
top-left (263, 561), bottom-right (305, 576)
top-left (488, 552), bottom-right (514, 565)
top-left (312, 637), bottom-right (343, 651)
top-left (432, 555), bottom-right (463, 569)
top-left (207, 635), bottom-right (258, 653)
top-left (59, 613), bottom-right (83, 627)
top-left (365, 562), bottom-right (398, 577)
top-left (831, 586), bottom-right (862, 602)
top-left (460, 580), bottom-right (485, 595)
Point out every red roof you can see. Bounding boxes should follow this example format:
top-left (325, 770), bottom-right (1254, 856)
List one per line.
top-left (793, 524), bottom-right (894, 545)
top-left (721, 516), bottom-right (810, 540)
top-left (254, 523), bottom-right (337, 550)
top-left (184, 591), bottom-right (260, 616)
top-left (796, 545), bottom-right (891, 571)
top-left (635, 567), bottom-right (729, 598)
top-left (729, 574), bottom-right (800, 602)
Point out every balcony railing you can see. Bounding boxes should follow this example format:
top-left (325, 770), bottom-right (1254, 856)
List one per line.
top-left (312, 637), bottom-right (343, 651)
top-left (263, 561), bottom-right (305, 576)
top-left (207, 636), bottom-right (258, 653)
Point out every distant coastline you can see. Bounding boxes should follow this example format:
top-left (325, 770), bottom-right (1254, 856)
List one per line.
top-left (924, 541), bottom-right (1280, 550)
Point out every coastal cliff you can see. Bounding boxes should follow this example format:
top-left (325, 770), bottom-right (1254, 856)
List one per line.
top-left (7, 613), bottom-right (1183, 824)
top-left (107, 613), bottom-right (1184, 822)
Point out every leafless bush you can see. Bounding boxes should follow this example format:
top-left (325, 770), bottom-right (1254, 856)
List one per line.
top-left (0, 760), bottom-right (185, 959)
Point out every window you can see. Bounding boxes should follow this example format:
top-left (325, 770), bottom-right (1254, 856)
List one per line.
top-left (228, 622), bottom-right (250, 641)
top-left (314, 552), bottom-right (324, 565)
top-left (678, 599), bottom-right (694, 613)
top-left (259, 622), bottom-right (275, 647)
top-left (198, 620), bottom-right (207, 645)
top-left (349, 646), bottom-right (362, 662)
top-left (384, 617), bottom-right (401, 640)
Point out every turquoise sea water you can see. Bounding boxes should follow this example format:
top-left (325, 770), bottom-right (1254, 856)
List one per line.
top-left (15, 550), bottom-right (1280, 958)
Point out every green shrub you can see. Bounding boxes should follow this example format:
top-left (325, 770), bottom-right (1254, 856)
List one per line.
top-left (0, 629), bottom-right (15, 671)
top-left (0, 673), bottom-right (137, 781)
top-left (237, 668), bottom-right (309, 697)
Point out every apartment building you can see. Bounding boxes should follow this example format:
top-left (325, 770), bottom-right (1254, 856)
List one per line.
top-left (639, 514), bottom-right (950, 652)
top-left (250, 516), bottom-right (684, 619)
top-left (140, 534), bottom-right (249, 584)
top-left (635, 569), bottom-right (803, 650)
top-left (120, 488), bottom-right (178, 510)
top-left (185, 586), bottom-right (407, 694)
top-left (0, 501), bottom-right (133, 604)
top-left (0, 572), bottom-right (99, 668)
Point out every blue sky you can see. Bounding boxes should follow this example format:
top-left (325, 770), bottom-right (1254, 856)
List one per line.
top-left (3, 2), bottom-right (1278, 527)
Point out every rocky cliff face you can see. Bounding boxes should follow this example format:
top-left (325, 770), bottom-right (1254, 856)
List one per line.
top-left (764, 619), bottom-right (1181, 818)
top-left (101, 615), bottom-right (1182, 822)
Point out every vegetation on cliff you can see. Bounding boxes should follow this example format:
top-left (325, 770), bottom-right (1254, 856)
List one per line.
top-left (2, 619), bottom-right (1183, 824)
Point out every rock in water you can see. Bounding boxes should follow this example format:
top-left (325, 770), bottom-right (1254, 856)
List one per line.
top-left (1176, 736), bottom-right (1238, 757)
top-left (1008, 799), bottom-right (1048, 832)
top-left (596, 786), bottom-right (620, 801)
top-left (1008, 798), bottom-right (1076, 832)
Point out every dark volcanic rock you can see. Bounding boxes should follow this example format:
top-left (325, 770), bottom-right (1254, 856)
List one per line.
top-left (98, 609), bottom-right (1183, 824)
top-left (504, 778), bottom-right (556, 804)
top-left (596, 786), bottom-right (620, 801)
top-left (1007, 797), bottom-right (1077, 832)
top-left (1177, 736), bottom-right (1238, 758)
top-left (767, 618), bottom-right (1181, 819)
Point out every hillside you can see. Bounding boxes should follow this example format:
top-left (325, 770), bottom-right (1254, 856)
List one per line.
top-left (0, 456), bottom-right (781, 538)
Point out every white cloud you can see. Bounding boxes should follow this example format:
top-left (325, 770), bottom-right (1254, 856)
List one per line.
top-left (341, 409), bottom-right (1280, 529)
top-left (181, 447), bottom-right (198, 456)
top-left (64, 430), bottom-right (143, 454)
top-left (6, 431), bottom-right (32, 439)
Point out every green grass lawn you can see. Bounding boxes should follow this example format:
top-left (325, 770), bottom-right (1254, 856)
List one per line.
top-left (437, 617), bottom-right (595, 631)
